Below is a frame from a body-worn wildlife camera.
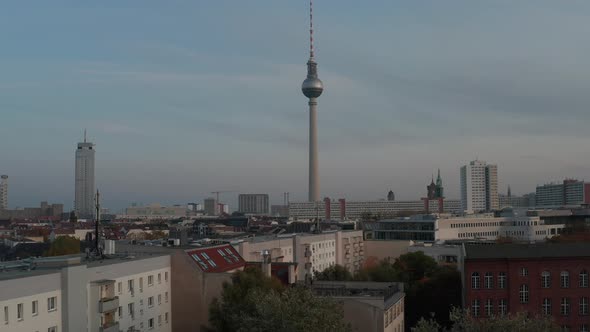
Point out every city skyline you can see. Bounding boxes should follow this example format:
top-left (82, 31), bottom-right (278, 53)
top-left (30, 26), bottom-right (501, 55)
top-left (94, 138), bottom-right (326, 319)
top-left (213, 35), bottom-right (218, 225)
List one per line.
top-left (2, 1), bottom-right (590, 210)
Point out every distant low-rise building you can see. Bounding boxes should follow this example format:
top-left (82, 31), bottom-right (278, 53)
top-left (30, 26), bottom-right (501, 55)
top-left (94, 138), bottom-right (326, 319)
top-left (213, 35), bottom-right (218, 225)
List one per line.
top-left (289, 198), bottom-right (462, 220)
top-left (372, 213), bottom-right (565, 243)
top-left (0, 201), bottom-right (63, 220)
top-left (121, 203), bottom-right (187, 220)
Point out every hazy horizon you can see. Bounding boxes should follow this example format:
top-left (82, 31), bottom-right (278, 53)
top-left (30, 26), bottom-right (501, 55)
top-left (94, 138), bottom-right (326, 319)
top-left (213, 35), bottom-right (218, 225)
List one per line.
top-left (2, 1), bottom-right (590, 211)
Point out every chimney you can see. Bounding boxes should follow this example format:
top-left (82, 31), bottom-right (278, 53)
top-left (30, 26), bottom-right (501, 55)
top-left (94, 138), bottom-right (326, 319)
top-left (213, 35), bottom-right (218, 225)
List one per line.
top-left (261, 250), bottom-right (272, 277)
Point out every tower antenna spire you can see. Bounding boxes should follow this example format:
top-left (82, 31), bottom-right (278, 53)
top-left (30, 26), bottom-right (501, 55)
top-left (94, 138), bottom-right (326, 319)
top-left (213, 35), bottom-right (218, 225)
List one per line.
top-left (84, 129), bottom-right (87, 143)
top-left (309, 0), bottom-right (314, 58)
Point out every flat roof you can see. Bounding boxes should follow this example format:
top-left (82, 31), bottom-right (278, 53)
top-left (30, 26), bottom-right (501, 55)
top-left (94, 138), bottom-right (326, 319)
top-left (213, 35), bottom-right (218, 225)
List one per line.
top-left (0, 253), bottom-right (170, 281)
top-left (464, 243), bottom-right (590, 260)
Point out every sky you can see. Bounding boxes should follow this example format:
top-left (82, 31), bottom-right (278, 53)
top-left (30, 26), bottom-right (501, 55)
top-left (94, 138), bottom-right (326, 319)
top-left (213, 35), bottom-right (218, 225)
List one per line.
top-left (2, 1), bottom-right (590, 212)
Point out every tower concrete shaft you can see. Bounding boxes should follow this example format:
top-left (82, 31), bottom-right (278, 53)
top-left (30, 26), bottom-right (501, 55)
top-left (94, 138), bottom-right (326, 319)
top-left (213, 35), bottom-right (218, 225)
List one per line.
top-left (308, 98), bottom-right (319, 202)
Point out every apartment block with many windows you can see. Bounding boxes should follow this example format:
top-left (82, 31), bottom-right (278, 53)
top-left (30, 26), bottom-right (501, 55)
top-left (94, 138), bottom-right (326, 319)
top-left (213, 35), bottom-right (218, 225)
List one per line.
top-left (0, 253), bottom-right (171, 332)
top-left (463, 243), bottom-right (590, 331)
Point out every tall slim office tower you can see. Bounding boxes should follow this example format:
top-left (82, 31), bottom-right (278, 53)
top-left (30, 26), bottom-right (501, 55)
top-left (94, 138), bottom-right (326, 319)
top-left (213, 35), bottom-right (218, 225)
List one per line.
top-left (0, 175), bottom-right (7, 210)
top-left (75, 131), bottom-right (95, 218)
top-left (301, 0), bottom-right (324, 202)
top-left (460, 160), bottom-right (498, 213)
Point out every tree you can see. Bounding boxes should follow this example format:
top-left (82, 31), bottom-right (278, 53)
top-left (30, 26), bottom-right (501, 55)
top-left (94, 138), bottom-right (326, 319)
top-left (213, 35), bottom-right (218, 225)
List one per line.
top-left (406, 266), bottom-right (462, 329)
top-left (44, 236), bottom-right (80, 256)
top-left (209, 267), bottom-right (351, 332)
top-left (314, 264), bottom-right (353, 281)
top-left (412, 307), bottom-right (560, 332)
top-left (392, 251), bottom-right (438, 284)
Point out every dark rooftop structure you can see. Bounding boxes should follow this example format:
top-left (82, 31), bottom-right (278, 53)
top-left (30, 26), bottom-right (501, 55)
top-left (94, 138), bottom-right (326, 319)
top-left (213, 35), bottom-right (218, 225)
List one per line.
top-left (464, 242), bottom-right (590, 260)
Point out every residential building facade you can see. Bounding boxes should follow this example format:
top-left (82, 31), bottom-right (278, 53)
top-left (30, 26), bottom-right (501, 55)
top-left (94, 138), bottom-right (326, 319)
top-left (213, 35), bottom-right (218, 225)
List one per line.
top-left (536, 179), bottom-right (590, 208)
top-left (0, 254), bottom-right (171, 332)
top-left (463, 243), bottom-right (590, 331)
top-left (460, 160), bottom-right (498, 213)
top-left (289, 199), bottom-right (462, 220)
top-left (238, 194), bottom-right (269, 215)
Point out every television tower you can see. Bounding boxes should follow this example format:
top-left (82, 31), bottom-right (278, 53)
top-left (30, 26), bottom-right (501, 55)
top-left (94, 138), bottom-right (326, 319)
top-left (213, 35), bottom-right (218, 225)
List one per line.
top-left (301, 0), bottom-right (324, 202)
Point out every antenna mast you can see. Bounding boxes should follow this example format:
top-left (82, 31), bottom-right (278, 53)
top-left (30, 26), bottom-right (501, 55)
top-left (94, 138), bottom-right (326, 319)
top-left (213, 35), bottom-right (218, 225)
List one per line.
top-left (309, 0), bottom-right (314, 58)
top-left (94, 189), bottom-right (101, 255)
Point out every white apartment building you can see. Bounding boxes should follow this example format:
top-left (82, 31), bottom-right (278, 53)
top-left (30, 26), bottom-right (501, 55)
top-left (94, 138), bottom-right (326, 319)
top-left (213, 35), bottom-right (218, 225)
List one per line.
top-left (75, 136), bottom-right (95, 219)
top-left (238, 194), bottom-right (269, 215)
top-left (460, 160), bottom-right (498, 213)
top-left (234, 230), bottom-right (364, 283)
top-left (0, 254), bottom-right (172, 332)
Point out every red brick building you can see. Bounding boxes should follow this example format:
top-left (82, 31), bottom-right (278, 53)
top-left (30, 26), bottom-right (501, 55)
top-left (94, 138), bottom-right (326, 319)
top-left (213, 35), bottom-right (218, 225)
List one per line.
top-left (463, 243), bottom-right (590, 331)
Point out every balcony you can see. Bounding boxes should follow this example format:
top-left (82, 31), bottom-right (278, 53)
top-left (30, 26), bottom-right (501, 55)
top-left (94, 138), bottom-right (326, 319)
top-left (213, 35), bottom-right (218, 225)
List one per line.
top-left (99, 297), bottom-right (119, 313)
top-left (304, 250), bottom-right (312, 258)
top-left (304, 262), bottom-right (312, 269)
top-left (99, 322), bottom-right (120, 332)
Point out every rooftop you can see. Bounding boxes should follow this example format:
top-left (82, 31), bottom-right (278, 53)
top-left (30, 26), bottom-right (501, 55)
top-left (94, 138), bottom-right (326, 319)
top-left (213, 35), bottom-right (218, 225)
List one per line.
top-left (464, 242), bottom-right (590, 260)
top-left (0, 252), bottom-right (170, 281)
top-left (309, 281), bottom-right (404, 309)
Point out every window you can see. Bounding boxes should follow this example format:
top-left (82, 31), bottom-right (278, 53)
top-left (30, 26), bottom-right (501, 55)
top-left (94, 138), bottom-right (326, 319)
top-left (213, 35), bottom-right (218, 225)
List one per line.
top-left (158, 294), bottom-right (162, 305)
top-left (561, 271), bottom-right (570, 288)
top-left (165, 312), bottom-right (169, 323)
top-left (47, 297), bottom-right (57, 312)
top-left (32, 300), bottom-right (38, 316)
top-left (158, 273), bottom-right (161, 284)
top-left (581, 297), bottom-right (589, 316)
top-left (519, 284), bottom-right (529, 304)
top-left (117, 282), bottom-right (122, 294)
top-left (165, 272), bottom-right (168, 282)
top-left (498, 272), bottom-right (507, 289)
top-left (471, 299), bottom-right (480, 317)
top-left (128, 280), bottom-right (134, 294)
top-left (118, 306), bottom-right (122, 318)
top-left (484, 272), bottom-right (493, 289)
top-left (148, 275), bottom-right (154, 286)
top-left (520, 267), bottom-right (528, 276)
top-left (48, 327), bottom-right (57, 332)
top-left (580, 324), bottom-right (589, 332)
top-left (3, 306), bottom-right (7, 324)
top-left (542, 271), bottom-right (551, 288)
top-left (128, 303), bottom-right (135, 318)
top-left (139, 277), bottom-right (143, 292)
top-left (148, 296), bottom-right (154, 307)
top-left (158, 315), bottom-right (162, 326)
top-left (471, 272), bottom-right (480, 289)
top-left (148, 318), bottom-right (154, 329)
top-left (165, 292), bottom-right (169, 302)
top-left (561, 325), bottom-right (570, 332)
top-left (542, 298), bottom-right (551, 315)
top-left (485, 299), bottom-right (493, 317)
top-left (580, 270), bottom-right (589, 288)
top-left (17, 303), bottom-right (23, 321)
top-left (561, 298), bottom-right (570, 316)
